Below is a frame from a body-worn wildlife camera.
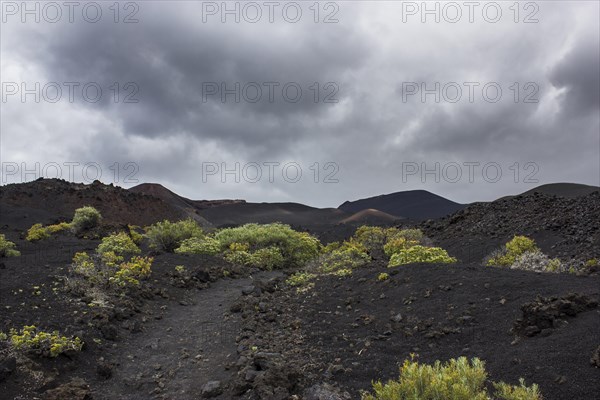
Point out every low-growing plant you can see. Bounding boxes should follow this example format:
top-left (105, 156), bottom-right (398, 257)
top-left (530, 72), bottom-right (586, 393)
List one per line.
top-left (378, 272), bottom-right (389, 281)
top-left (388, 245), bottom-right (457, 267)
top-left (286, 271), bottom-right (316, 287)
top-left (486, 236), bottom-right (538, 267)
top-left (493, 379), bottom-right (543, 400)
top-left (128, 225), bottom-right (144, 245)
top-left (584, 258), bottom-right (598, 268)
top-left (352, 226), bottom-right (399, 254)
top-left (248, 246), bottom-right (285, 270)
top-left (316, 240), bottom-right (371, 273)
top-left (110, 256), bottom-right (153, 286)
top-left (72, 252), bottom-right (95, 276)
top-left (71, 206), bottom-right (102, 233)
top-left (215, 223), bottom-right (320, 268)
top-left (175, 235), bottom-right (221, 255)
top-left (5, 325), bottom-right (83, 358)
top-left (0, 234), bottom-right (20, 257)
top-left (145, 219), bottom-right (204, 252)
top-left (383, 237), bottom-right (420, 257)
top-left (47, 222), bottom-right (71, 233)
top-left (26, 223), bottom-right (51, 241)
top-left (361, 356), bottom-right (541, 400)
top-left (97, 232), bottom-right (141, 258)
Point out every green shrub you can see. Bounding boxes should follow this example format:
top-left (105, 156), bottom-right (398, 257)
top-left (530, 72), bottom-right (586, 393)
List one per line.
top-left (26, 223), bottom-right (50, 241)
top-left (97, 232), bottom-right (141, 258)
top-left (128, 225), bottom-right (144, 245)
top-left (110, 256), bottom-right (153, 286)
top-left (145, 219), bottom-right (204, 252)
top-left (175, 235), bottom-right (221, 255)
top-left (383, 237), bottom-right (420, 257)
top-left (286, 271), bottom-right (316, 292)
top-left (5, 325), bottom-right (83, 358)
top-left (493, 379), bottom-right (543, 400)
top-left (248, 246), bottom-right (285, 270)
top-left (26, 222), bottom-right (72, 241)
top-left (361, 356), bottom-right (541, 400)
top-left (0, 234), bottom-right (20, 257)
top-left (388, 245), bottom-right (456, 267)
top-left (215, 223), bottom-right (320, 268)
top-left (585, 259), bottom-right (598, 268)
top-left (286, 271), bottom-right (316, 287)
top-left (352, 226), bottom-right (398, 254)
top-left (378, 272), bottom-right (389, 281)
top-left (486, 236), bottom-right (538, 267)
top-left (71, 206), bottom-right (102, 233)
top-left (316, 240), bottom-right (371, 273)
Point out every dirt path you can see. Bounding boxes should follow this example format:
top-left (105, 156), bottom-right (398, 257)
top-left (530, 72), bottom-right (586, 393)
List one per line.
top-left (92, 271), bottom-right (281, 400)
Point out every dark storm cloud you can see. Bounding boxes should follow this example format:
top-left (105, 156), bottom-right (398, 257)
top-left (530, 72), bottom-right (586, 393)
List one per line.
top-left (2, 1), bottom-right (598, 206)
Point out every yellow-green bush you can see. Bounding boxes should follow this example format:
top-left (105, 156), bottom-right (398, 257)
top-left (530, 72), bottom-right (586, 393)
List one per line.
top-left (352, 226), bottom-right (399, 253)
top-left (388, 245), bottom-right (456, 267)
top-left (145, 219), bottom-right (204, 252)
top-left (175, 235), bottom-right (221, 255)
top-left (487, 236), bottom-right (538, 267)
top-left (26, 222), bottom-right (71, 241)
top-left (71, 206), bottom-right (102, 233)
top-left (215, 223), bottom-right (320, 268)
top-left (317, 240), bottom-right (371, 273)
top-left (361, 356), bottom-right (541, 400)
top-left (0, 234), bottom-right (20, 257)
top-left (26, 223), bottom-right (51, 241)
top-left (128, 225), bottom-right (144, 245)
top-left (378, 272), bottom-right (389, 281)
top-left (5, 325), bottom-right (83, 358)
top-left (383, 237), bottom-right (420, 257)
top-left (585, 259), bottom-right (598, 268)
top-left (286, 271), bottom-right (316, 287)
top-left (248, 246), bottom-right (285, 270)
top-left (97, 232), bottom-right (141, 258)
top-left (110, 256), bottom-right (153, 286)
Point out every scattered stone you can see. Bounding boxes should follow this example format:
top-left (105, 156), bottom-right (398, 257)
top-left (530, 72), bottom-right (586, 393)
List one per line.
top-left (44, 378), bottom-right (91, 400)
top-left (0, 355), bottom-right (17, 382)
top-left (591, 346), bottom-right (600, 368)
top-left (201, 380), bottom-right (223, 398)
top-left (390, 313), bottom-right (403, 323)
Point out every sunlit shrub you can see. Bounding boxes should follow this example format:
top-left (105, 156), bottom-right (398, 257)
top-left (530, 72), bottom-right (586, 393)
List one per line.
top-left (352, 226), bottom-right (398, 254)
top-left (316, 240), bottom-right (371, 273)
top-left (223, 242), bottom-right (252, 265)
top-left (378, 272), bottom-right (389, 281)
top-left (215, 223), bottom-right (320, 268)
top-left (0, 234), bottom-right (20, 257)
top-left (361, 356), bottom-right (541, 400)
top-left (383, 237), bottom-right (420, 257)
top-left (128, 225), bottom-right (144, 245)
top-left (248, 246), bottom-right (285, 270)
top-left (486, 236), bottom-right (538, 267)
top-left (493, 379), bottom-right (543, 400)
top-left (584, 259), bottom-right (598, 268)
top-left (47, 222), bottom-right (71, 234)
top-left (110, 256), bottom-right (153, 286)
top-left (5, 325), bottom-right (83, 358)
top-left (26, 223), bottom-right (50, 241)
top-left (175, 235), bottom-right (221, 255)
top-left (145, 219), bottom-right (204, 252)
top-left (72, 252), bottom-right (95, 276)
top-left (286, 271), bottom-right (316, 287)
top-left (388, 245), bottom-right (456, 267)
top-left (97, 232), bottom-right (141, 258)
top-left (71, 206), bottom-right (102, 233)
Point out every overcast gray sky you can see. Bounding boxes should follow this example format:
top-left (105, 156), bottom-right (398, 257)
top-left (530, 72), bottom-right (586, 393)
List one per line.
top-left (1, 1), bottom-right (598, 207)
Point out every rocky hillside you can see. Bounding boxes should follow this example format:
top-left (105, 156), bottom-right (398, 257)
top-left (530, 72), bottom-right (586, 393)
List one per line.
top-left (421, 191), bottom-right (600, 264)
